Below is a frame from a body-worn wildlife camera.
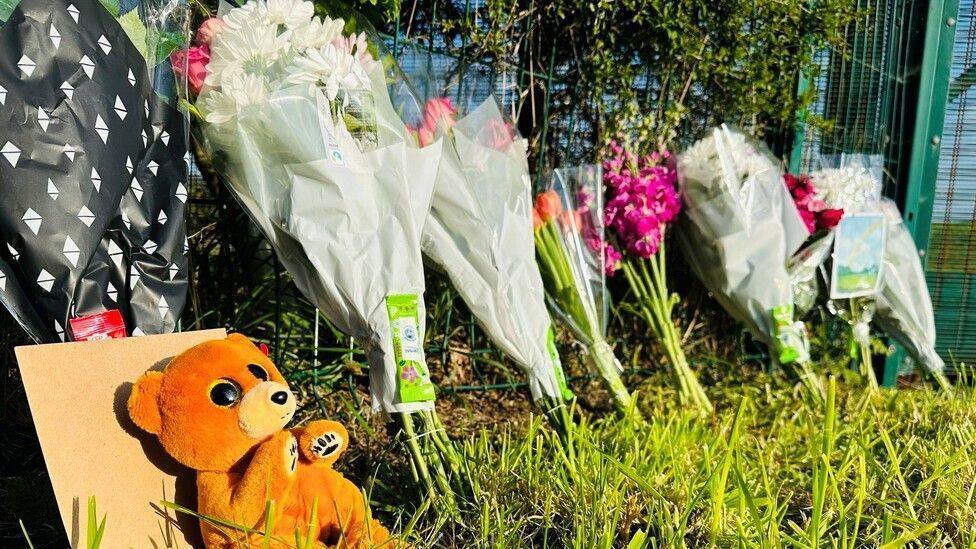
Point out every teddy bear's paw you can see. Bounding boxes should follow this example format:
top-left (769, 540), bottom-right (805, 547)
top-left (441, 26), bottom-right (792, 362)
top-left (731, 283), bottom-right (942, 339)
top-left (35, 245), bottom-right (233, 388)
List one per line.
top-left (310, 431), bottom-right (342, 459)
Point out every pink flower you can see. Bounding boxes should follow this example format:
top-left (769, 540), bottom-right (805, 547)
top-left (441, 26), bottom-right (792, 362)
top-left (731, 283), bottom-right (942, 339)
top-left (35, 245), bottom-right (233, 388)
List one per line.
top-left (171, 45), bottom-right (210, 96)
top-left (604, 243), bottom-right (623, 276)
top-left (413, 97), bottom-right (457, 147)
top-left (195, 17), bottom-right (226, 45)
top-left (332, 32), bottom-right (375, 72)
top-left (784, 173), bottom-right (844, 233)
top-left (602, 142), bottom-right (680, 259)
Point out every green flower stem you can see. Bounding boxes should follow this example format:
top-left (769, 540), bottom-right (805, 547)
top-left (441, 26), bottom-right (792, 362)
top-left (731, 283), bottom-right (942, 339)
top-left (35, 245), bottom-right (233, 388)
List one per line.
top-left (621, 241), bottom-right (712, 414)
top-left (397, 411), bottom-right (459, 514)
top-left (588, 338), bottom-right (635, 415)
top-left (534, 220), bottom-right (636, 414)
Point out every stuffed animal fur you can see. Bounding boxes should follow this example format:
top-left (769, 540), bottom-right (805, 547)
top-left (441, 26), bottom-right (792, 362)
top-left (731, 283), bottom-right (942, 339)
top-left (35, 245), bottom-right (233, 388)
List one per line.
top-left (128, 333), bottom-right (391, 548)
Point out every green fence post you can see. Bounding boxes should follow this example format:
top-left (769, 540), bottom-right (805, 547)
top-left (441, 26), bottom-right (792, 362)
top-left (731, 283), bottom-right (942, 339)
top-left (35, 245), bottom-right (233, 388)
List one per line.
top-left (883, 0), bottom-right (960, 386)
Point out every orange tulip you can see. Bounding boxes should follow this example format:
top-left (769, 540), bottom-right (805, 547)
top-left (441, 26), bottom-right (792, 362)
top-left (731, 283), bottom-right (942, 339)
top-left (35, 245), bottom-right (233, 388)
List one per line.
top-left (532, 209), bottom-right (543, 231)
top-left (534, 190), bottom-right (562, 221)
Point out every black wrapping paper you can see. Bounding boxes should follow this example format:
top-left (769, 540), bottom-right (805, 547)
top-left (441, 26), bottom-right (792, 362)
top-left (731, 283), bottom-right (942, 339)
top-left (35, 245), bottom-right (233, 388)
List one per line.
top-left (0, 0), bottom-right (188, 342)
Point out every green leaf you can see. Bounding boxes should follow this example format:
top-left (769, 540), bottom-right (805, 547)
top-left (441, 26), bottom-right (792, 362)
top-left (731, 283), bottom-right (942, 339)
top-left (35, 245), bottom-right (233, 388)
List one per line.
top-left (0, 0), bottom-right (19, 26)
top-left (98, 0), bottom-right (119, 17)
top-left (118, 8), bottom-right (149, 61)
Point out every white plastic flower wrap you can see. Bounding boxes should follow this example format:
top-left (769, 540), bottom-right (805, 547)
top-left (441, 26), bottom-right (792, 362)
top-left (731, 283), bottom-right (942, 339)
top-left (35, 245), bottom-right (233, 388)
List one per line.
top-left (390, 49), bottom-right (570, 410)
top-left (676, 125), bottom-right (813, 370)
top-left (196, 0), bottom-right (444, 414)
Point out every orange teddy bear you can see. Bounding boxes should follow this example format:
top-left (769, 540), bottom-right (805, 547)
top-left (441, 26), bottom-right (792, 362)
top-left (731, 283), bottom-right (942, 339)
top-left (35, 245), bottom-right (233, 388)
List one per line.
top-left (128, 333), bottom-right (391, 548)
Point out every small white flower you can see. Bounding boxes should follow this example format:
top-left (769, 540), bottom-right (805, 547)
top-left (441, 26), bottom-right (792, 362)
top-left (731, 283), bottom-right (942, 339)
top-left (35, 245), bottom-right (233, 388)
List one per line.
top-left (809, 167), bottom-right (881, 211)
top-left (291, 16), bottom-right (345, 51)
top-left (200, 73), bottom-right (267, 124)
top-left (221, 0), bottom-right (271, 30)
top-left (285, 43), bottom-right (368, 101)
top-left (265, 0), bottom-right (315, 29)
top-left (207, 22), bottom-right (292, 89)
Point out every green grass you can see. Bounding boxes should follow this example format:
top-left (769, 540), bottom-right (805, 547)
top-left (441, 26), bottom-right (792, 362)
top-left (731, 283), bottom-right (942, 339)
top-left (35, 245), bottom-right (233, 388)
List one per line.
top-left (387, 372), bottom-right (976, 547)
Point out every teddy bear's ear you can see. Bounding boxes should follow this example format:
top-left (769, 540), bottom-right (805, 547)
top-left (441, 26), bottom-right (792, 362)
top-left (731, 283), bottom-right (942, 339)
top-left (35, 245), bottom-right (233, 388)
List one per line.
top-left (128, 371), bottom-right (164, 434)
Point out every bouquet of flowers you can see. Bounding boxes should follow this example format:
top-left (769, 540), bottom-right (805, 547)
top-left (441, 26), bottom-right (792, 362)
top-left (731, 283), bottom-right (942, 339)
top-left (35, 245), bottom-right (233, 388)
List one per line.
top-left (676, 126), bottom-right (820, 396)
top-left (788, 156), bottom-right (949, 390)
top-left (0, 0), bottom-right (191, 342)
top-left (182, 0), bottom-right (463, 503)
top-left (533, 165), bottom-right (633, 413)
top-left (604, 140), bottom-right (713, 414)
top-left (390, 50), bottom-right (574, 423)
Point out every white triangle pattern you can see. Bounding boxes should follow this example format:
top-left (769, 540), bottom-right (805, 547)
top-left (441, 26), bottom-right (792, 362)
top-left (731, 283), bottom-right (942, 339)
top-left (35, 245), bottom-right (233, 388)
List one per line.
top-left (144, 239), bottom-right (158, 254)
top-left (114, 96), bottom-right (126, 120)
top-left (0, 271), bottom-right (5, 291)
top-left (108, 240), bottom-right (123, 268)
top-left (0, 84), bottom-right (6, 106)
top-left (97, 35), bottom-right (111, 55)
top-left (90, 167), bottom-right (101, 192)
top-left (8, 244), bottom-right (19, 260)
top-left (47, 179), bottom-right (58, 200)
top-left (95, 115), bottom-right (109, 143)
top-left (18, 55), bottom-right (35, 77)
top-left (37, 107), bottom-right (50, 131)
top-left (22, 208), bottom-right (41, 235)
top-left (37, 269), bottom-right (54, 292)
top-left (79, 55), bottom-right (95, 79)
top-left (67, 4), bottom-right (79, 23)
top-left (50, 24), bottom-right (61, 49)
top-left (2, 142), bottom-right (20, 166)
top-left (60, 81), bottom-right (73, 100)
top-left (157, 296), bottom-right (169, 319)
top-left (62, 236), bottom-right (80, 267)
top-left (175, 183), bottom-right (187, 203)
top-left (106, 282), bottom-right (117, 302)
top-left (54, 320), bottom-right (65, 341)
top-left (77, 206), bottom-right (95, 227)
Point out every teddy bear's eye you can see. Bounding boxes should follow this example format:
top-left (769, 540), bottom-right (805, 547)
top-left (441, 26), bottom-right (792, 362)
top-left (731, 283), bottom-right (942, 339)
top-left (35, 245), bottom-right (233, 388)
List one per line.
top-left (247, 363), bottom-right (269, 381)
top-left (209, 380), bottom-right (242, 407)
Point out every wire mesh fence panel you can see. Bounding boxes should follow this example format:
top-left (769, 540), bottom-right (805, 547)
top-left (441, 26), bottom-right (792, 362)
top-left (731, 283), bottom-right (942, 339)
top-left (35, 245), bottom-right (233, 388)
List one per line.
top-left (926, 0), bottom-right (976, 365)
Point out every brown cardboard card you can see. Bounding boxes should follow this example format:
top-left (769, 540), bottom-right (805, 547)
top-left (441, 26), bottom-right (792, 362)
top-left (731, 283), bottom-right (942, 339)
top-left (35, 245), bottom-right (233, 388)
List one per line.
top-left (15, 329), bottom-right (227, 548)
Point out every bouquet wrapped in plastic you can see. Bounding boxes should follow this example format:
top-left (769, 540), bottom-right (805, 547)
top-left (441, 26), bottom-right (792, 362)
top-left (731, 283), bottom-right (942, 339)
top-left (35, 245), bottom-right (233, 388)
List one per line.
top-left (534, 165), bottom-right (632, 412)
top-left (676, 126), bottom-right (817, 386)
top-left (787, 155), bottom-right (948, 389)
top-left (393, 50), bottom-right (572, 415)
top-left (184, 0), bottom-right (464, 502)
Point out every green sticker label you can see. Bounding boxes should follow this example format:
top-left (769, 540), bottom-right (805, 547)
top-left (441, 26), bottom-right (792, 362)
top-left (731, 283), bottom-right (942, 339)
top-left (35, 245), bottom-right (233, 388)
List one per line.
top-left (387, 294), bottom-right (436, 403)
top-left (772, 304), bottom-right (807, 364)
top-left (546, 327), bottom-right (575, 401)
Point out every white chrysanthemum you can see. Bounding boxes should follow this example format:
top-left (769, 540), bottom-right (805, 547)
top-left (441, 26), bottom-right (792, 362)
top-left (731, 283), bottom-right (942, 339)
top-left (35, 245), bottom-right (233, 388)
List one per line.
top-left (332, 31), bottom-right (378, 73)
top-left (200, 73), bottom-right (267, 124)
top-left (220, 0), bottom-right (271, 30)
top-left (291, 16), bottom-right (345, 51)
top-left (207, 23), bottom-right (292, 89)
top-left (265, 0), bottom-right (315, 29)
top-left (679, 128), bottom-right (776, 191)
top-left (809, 167), bottom-right (882, 211)
top-left (284, 43), bottom-right (369, 101)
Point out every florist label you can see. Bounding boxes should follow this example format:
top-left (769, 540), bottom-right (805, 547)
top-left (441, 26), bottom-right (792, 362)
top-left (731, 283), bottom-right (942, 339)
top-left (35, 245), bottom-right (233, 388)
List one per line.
top-left (387, 293), bottom-right (435, 403)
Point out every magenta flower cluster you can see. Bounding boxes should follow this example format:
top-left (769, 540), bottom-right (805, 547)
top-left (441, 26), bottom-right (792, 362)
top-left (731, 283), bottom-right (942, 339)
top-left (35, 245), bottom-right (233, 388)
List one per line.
top-left (602, 141), bottom-right (681, 265)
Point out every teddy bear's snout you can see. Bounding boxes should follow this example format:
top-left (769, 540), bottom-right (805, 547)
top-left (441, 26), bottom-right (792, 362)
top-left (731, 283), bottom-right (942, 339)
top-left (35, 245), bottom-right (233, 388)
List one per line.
top-left (238, 381), bottom-right (297, 439)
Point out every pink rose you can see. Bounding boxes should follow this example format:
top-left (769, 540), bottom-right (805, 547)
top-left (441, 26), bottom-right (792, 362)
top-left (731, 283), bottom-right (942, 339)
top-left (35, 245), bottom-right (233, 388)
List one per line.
top-left (195, 17), bottom-right (226, 45)
top-left (171, 45), bottom-right (210, 96)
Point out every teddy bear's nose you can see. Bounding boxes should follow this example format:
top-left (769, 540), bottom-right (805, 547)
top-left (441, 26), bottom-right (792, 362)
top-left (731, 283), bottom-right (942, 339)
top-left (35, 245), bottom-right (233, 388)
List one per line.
top-left (271, 391), bottom-right (290, 405)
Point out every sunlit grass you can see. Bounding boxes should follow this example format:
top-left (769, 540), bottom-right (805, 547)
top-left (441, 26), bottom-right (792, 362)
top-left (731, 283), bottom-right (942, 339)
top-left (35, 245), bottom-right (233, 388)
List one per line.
top-left (393, 373), bottom-right (976, 547)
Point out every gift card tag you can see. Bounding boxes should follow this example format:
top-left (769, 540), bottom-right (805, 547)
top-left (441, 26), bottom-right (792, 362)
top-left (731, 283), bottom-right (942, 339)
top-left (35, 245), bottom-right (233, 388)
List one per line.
top-left (830, 213), bottom-right (887, 299)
